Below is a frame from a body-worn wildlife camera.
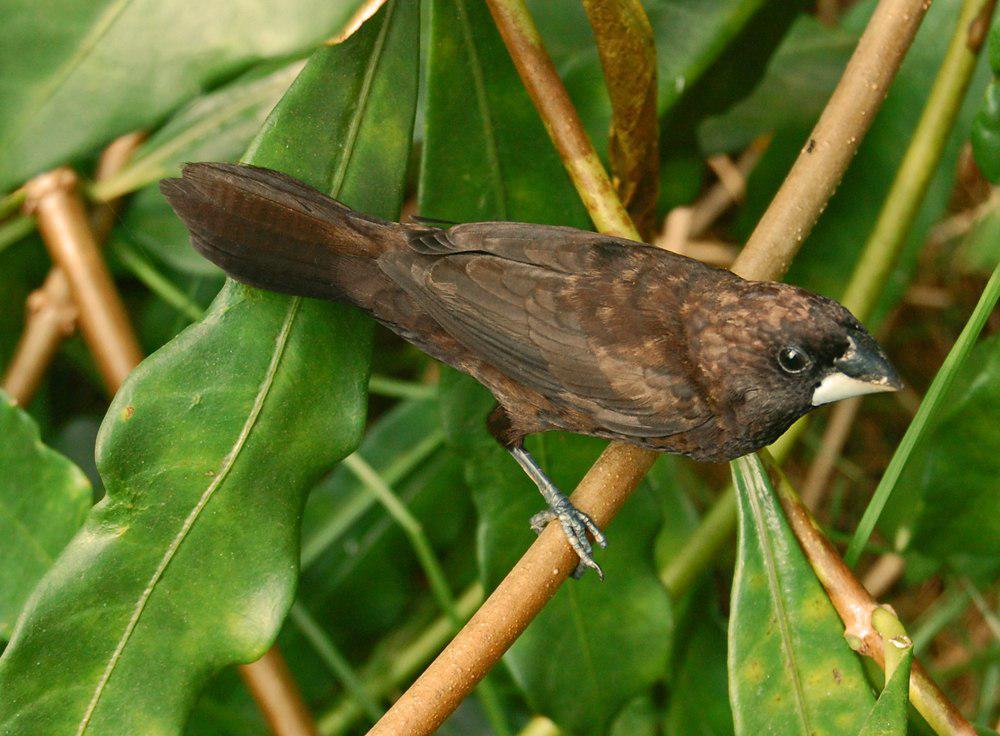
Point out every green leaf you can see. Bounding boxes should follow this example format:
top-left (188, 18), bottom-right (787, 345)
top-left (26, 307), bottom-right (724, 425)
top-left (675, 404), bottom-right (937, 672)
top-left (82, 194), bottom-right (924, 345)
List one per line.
top-left (858, 648), bottom-right (913, 736)
top-left (729, 454), bottom-right (874, 735)
top-left (0, 0), bottom-right (371, 191)
top-left (903, 334), bottom-right (1000, 565)
top-left (0, 391), bottom-right (91, 639)
top-left (105, 60), bottom-right (306, 276)
top-left (440, 373), bottom-right (673, 736)
top-left (970, 19), bottom-right (1000, 182)
top-left (0, 4), bottom-right (418, 734)
top-left (698, 15), bottom-right (855, 152)
top-left (609, 695), bottom-right (659, 736)
top-left (419, 0), bottom-right (589, 227)
top-left (665, 602), bottom-right (735, 736)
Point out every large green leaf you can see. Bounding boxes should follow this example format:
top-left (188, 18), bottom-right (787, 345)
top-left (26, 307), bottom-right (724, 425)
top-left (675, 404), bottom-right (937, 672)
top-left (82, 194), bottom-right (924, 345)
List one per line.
top-left (729, 454), bottom-right (874, 735)
top-left (970, 18), bottom-right (1000, 182)
top-left (0, 0), bottom-right (371, 191)
top-left (107, 59), bottom-right (306, 276)
top-left (0, 4), bottom-right (418, 734)
top-left (0, 391), bottom-right (91, 639)
top-left (901, 334), bottom-right (1000, 566)
top-left (420, 0), bottom-right (589, 227)
top-left (665, 600), bottom-right (734, 736)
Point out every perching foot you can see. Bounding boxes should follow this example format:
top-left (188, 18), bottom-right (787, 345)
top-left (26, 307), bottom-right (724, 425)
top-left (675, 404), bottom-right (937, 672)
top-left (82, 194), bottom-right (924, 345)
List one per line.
top-left (508, 445), bottom-right (608, 579)
top-left (529, 498), bottom-right (607, 579)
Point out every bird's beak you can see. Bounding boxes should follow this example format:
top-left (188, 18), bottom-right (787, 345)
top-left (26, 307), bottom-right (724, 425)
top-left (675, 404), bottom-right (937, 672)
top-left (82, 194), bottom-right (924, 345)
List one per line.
top-left (811, 331), bottom-right (902, 406)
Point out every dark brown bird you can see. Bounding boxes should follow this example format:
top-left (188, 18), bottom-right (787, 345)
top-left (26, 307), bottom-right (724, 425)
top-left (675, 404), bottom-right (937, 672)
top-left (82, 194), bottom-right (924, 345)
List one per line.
top-left (162, 163), bottom-right (901, 577)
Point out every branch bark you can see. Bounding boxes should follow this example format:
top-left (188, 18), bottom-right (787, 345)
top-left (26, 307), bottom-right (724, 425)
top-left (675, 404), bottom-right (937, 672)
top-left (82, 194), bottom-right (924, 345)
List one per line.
top-left (240, 648), bottom-right (320, 736)
top-left (20, 167), bottom-right (143, 395)
top-left (367, 0), bottom-right (931, 732)
top-left (2, 132), bottom-right (143, 404)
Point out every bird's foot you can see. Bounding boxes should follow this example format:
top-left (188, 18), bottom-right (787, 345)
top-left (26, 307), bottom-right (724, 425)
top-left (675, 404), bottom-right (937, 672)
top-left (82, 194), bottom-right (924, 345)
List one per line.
top-left (529, 495), bottom-right (607, 580)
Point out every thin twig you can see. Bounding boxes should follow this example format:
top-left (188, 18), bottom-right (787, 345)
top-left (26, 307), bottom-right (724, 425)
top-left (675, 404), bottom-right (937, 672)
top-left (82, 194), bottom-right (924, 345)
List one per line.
top-left (289, 602), bottom-right (383, 722)
top-left (2, 133), bottom-right (144, 404)
top-left (367, 0), bottom-right (931, 731)
top-left (687, 134), bottom-right (772, 238)
top-left (733, 0), bottom-right (930, 281)
top-left (801, 396), bottom-right (862, 509)
top-left (21, 167), bottom-right (143, 393)
top-left (238, 648), bottom-right (320, 736)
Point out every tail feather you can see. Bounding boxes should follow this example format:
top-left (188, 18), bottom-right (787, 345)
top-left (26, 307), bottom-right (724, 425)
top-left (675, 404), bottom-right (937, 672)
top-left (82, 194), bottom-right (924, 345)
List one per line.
top-left (160, 162), bottom-right (406, 303)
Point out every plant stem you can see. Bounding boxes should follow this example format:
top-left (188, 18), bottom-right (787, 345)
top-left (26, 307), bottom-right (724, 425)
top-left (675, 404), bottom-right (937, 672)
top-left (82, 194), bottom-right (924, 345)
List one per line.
top-left (872, 606), bottom-right (913, 683)
top-left (109, 240), bottom-right (205, 323)
top-left (300, 430), bottom-right (444, 568)
top-left (484, 0), bottom-right (639, 240)
top-left (366, 374), bottom-right (436, 400)
top-left (288, 602), bottom-right (383, 722)
top-left (341, 454), bottom-right (511, 736)
top-left (845, 262), bottom-right (1000, 566)
top-left (733, 0), bottom-right (930, 280)
top-left (0, 215), bottom-right (34, 254)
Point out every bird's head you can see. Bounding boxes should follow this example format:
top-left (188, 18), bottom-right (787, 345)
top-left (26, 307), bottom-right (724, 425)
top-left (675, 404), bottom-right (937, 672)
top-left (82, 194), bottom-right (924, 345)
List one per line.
top-left (691, 280), bottom-right (902, 448)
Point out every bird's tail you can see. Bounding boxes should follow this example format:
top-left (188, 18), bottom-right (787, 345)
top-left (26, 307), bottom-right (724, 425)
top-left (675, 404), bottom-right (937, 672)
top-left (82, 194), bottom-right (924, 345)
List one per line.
top-left (160, 162), bottom-right (408, 304)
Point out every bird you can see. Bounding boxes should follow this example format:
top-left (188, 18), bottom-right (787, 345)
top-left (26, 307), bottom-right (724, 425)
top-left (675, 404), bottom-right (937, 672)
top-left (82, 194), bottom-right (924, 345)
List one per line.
top-left (161, 162), bottom-right (902, 578)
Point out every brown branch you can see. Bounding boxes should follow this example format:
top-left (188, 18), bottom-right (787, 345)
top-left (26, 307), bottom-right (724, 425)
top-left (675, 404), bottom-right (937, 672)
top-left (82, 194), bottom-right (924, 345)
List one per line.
top-left (485, 0), bottom-right (639, 241)
top-left (240, 647), bottom-right (319, 736)
top-left (368, 0), bottom-right (930, 732)
top-left (764, 455), bottom-right (975, 735)
top-left (733, 0), bottom-right (930, 281)
top-left (2, 133), bottom-right (143, 404)
top-left (21, 167), bottom-right (143, 394)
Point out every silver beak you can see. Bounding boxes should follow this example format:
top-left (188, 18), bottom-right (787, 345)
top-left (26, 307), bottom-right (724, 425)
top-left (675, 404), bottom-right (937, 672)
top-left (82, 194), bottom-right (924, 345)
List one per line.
top-left (811, 331), bottom-right (902, 406)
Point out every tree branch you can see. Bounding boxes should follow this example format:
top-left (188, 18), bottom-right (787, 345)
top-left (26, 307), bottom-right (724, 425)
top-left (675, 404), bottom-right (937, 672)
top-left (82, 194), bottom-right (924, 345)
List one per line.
top-left (2, 133), bottom-right (143, 404)
top-left (367, 0), bottom-right (931, 732)
top-left (20, 167), bottom-right (143, 395)
top-left (239, 648), bottom-right (320, 736)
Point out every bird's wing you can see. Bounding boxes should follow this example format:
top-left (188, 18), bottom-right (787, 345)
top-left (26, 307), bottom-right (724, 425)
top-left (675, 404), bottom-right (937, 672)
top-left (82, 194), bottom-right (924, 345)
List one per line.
top-left (379, 222), bottom-right (711, 438)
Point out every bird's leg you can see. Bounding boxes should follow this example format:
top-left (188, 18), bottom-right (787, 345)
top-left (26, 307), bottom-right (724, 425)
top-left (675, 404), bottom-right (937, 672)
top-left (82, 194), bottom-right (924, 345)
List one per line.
top-left (508, 445), bottom-right (607, 579)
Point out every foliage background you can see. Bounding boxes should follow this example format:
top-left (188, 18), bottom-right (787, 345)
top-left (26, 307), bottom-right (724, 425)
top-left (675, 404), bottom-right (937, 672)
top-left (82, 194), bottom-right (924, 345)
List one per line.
top-left (0, 0), bottom-right (997, 734)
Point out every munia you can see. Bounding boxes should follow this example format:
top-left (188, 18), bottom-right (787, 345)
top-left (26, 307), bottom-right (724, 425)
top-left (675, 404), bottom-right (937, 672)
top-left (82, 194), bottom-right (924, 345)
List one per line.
top-left (163, 163), bottom-right (901, 577)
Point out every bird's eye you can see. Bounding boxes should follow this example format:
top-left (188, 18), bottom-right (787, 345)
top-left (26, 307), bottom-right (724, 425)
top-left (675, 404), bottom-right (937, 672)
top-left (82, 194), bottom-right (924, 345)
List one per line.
top-left (777, 346), bottom-right (810, 373)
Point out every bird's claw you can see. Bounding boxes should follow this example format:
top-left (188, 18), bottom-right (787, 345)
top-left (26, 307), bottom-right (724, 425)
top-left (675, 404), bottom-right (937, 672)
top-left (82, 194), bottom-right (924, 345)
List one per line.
top-left (529, 499), bottom-right (607, 580)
